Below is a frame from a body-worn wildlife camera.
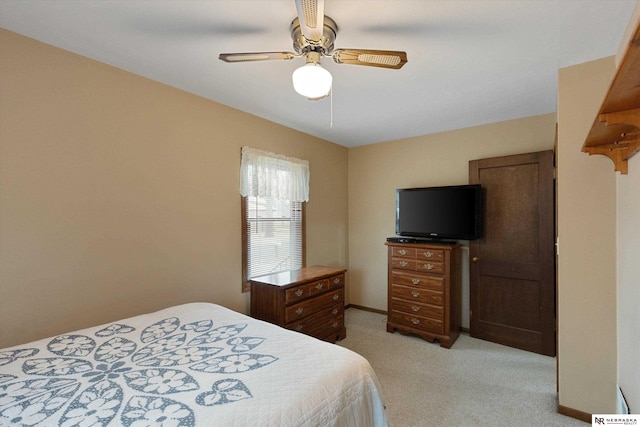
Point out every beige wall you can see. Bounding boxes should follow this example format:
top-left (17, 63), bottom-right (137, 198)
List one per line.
top-left (348, 114), bottom-right (556, 321)
top-left (617, 153), bottom-right (640, 413)
top-left (0, 29), bottom-right (348, 349)
top-left (558, 6), bottom-right (640, 414)
top-left (557, 57), bottom-right (618, 413)
top-left (616, 3), bottom-right (640, 414)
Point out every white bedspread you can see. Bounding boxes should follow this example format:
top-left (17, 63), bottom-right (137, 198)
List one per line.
top-left (0, 303), bottom-right (388, 426)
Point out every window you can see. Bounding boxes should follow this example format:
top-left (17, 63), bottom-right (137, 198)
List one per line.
top-left (240, 147), bottom-right (309, 292)
top-left (241, 197), bottom-right (305, 291)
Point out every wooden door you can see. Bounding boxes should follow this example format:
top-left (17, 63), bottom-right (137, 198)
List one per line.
top-left (469, 151), bottom-right (556, 356)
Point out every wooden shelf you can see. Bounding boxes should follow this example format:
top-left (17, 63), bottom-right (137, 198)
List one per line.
top-left (582, 18), bottom-right (640, 174)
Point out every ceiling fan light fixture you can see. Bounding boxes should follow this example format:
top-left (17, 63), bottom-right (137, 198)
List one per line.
top-left (292, 62), bottom-right (332, 100)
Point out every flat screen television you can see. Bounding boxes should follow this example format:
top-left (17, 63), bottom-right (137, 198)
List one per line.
top-left (395, 184), bottom-right (482, 240)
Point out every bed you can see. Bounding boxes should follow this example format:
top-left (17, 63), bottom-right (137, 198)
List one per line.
top-left (0, 303), bottom-right (388, 426)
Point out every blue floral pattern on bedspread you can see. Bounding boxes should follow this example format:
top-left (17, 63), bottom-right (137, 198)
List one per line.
top-left (0, 316), bottom-right (278, 426)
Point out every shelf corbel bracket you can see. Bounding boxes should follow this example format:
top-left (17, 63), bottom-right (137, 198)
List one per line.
top-left (599, 107), bottom-right (640, 129)
top-left (583, 108), bottom-right (640, 174)
top-left (583, 145), bottom-right (631, 174)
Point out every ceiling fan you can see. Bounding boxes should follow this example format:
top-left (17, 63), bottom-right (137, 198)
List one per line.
top-left (219, 0), bottom-right (408, 100)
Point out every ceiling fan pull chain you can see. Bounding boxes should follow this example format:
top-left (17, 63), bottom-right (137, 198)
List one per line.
top-left (330, 86), bottom-right (333, 128)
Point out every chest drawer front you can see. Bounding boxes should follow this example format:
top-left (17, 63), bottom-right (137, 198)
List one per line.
top-left (390, 311), bottom-right (443, 335)
top-left (415, 261), bottom-right (444, 274)
top-left (285, 289), bottom-right (344, 322)
top-left (416, 249), bottom-right (444, 262)
top-left (391, 258), bottom-right (416, 271)
top-left (392, 247), bottom-right (416, 258)
top-left (390, 298), bottom-right (443, 319)
top-left (391, 284), bottom-right (443, 306)
top-left (392, 272), bottom-right (443, 291)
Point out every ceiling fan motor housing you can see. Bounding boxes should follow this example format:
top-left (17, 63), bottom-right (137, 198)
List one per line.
top-left (290, 16), bottom-right (337, 56)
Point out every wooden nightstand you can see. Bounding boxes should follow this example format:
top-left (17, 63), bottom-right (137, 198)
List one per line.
top-left (250, 265), bottom-right (347, 342)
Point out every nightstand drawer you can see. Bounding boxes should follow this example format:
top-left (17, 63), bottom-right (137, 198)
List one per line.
top-left (285, 284), bottom-right (309, 304)
top-left (287, 303), bottom-right (344, 336)
top-left (308, 279), bottom-right (330, 296)
top-left (285, 289), bottom-right (343, 323)
top-left (328, 274), bottom-right (345, 289)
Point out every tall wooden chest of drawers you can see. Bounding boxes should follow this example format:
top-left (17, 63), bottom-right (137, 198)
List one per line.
top-left (386, 241), bottom-right (461, 348)
top-left (250, 265), bottom-right (347, 343)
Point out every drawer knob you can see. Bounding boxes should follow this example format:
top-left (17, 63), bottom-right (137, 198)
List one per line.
top-left (424, 263), bottom-right (434, 270)
top-left (333, 278), bottom-right (340, 284)
top-left (411, 318), bottom-right (421, 325)
top-left (411, 278), bottom-right (420, 285)
top-left (295, 289), bottom-right (303, 297)
top-left (295, 324), bottom-right (303, 331)
top-left (411, 305), bottom-right (420, 312)
top-left (332, 321), bottom-right (339, 328)
top-left (315, 283), bottom-right (324, 290)
top-left (295, 307), bottom-right (304, 315)
top-left (331, 308), bottom-right (338, 315)
top-left (423, 251), bottom-right (433, 258)
top-left (398, 249), bottom-right (407, 255)
top-left (399, 261), bottom-right (408, 267)
top-left (411, 291), bottom-right (421, 298)
top-left (333, 294), bottom-right (340, 301)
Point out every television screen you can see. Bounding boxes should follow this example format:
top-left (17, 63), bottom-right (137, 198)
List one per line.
top-left (395, 184), bottom-right (482, 240)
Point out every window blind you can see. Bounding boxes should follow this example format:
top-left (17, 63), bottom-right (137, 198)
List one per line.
top-left (245, 196), bottom-right (303, 280)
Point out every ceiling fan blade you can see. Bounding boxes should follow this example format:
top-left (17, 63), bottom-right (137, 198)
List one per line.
top-left (332, 49), bottom-right (408, 69)
top-left (295, 0), bottom-right (325, 42)
top-left (219, 52), bottom-right (299, 63)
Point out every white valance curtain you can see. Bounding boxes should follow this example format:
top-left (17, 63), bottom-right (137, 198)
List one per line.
top-left (239, 146), bottom-right (310, 202)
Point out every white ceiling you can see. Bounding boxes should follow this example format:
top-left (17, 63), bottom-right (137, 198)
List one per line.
top-left (0, 0), bottom-right (636, 147)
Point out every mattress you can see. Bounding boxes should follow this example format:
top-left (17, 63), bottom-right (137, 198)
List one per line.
top-left (0, 302), bottom-right (388, 426)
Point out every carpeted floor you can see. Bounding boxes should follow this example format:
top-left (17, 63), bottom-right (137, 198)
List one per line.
top-left (338, 308), bottom-right (587, 426)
